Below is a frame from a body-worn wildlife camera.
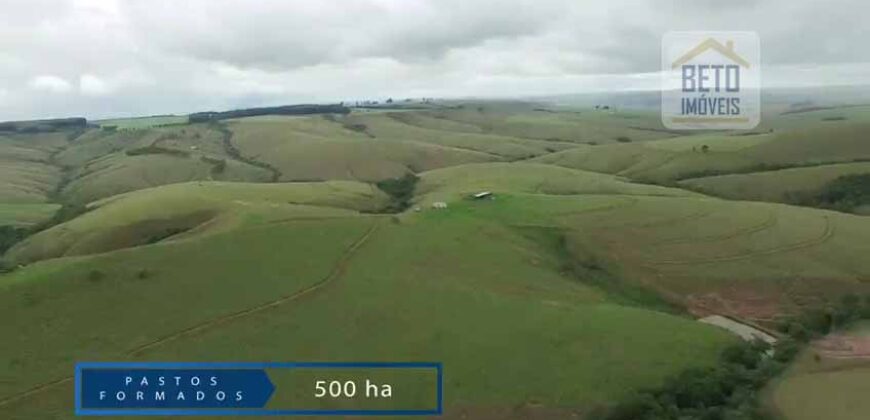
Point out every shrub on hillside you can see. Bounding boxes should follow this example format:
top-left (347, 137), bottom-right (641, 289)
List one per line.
top-left (340, 122), bottom-right (375, 138)
top-left (125, 145), bottom-right (191, 158)
top-left (36, 203), bottom-right (88, 231)
top-left (815, 173), bottom-right (870, 212)
top-left (87, 269), bottom-right (105, 283)
top-left (775, 293), bottom-right (870, 343)
top-left (0, 226), bottom-right (29, 255)
top-left (200, 156), bottom-right (227, 175)
top-left (343, 123), bottom-right (368, 132)
top-left (375, 173), bottom-right (419, 213)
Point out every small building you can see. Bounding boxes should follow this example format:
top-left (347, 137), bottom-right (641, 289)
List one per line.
top-left (432, 202), bottom-right (448, 209)
top-left (472, 191), bottom-right (493, 200)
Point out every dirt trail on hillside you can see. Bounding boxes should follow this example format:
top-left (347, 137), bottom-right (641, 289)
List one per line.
top-left (650, 215), bottom-right (833, 265)
top-left (0, 219), bottom-right (381, 409)
top-left (0, 377), bottom-right (72, 409)
top-left (127, 219), bottom-right (381, 356)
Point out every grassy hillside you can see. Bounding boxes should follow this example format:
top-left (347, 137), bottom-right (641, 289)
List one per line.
top-left (343, 112), bottom-right (578, 160)
top-left (535, 120), bottom-right (870, 185)
top-left (0, 132), bottom-right (69, 203)
top-left (680, 162), bottom-right (870, 205)
top-left (411, 185), bottom-right (870, 326)
top-left (406, 105), bottom-right (679, 144)
top-left (0, 204), bottom-right (61, 227)
top-left (6, 181), bottom-right (388, 264)
top-left (60, 152), bottom-right (272, 204)
top-left (42, 124), bottom-right (275, 204)
top-left (415, 162), bottom-right (695, 206)
top-left (0, 181), bottom-right (736, 419)
top-left (226, 115), bottom-right (499, 182)
top-left (410, 162), bottom-right (870, 325)
top-left (95, 115), bottom-right (188, 129)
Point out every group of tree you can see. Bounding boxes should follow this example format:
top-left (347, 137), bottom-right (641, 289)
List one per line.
top-left (0, 226), bottom-right (28, 260)
top-left (189, 104), bottom-right (349, 123)
top-left (374, 173), bottom-right (419, 213)
top-left (0, 117), bottom-right (88, 134)
top-left (350, 98), bottom-right (433, 108)
top-left (786, 173), bottom-right (870, 214)
top-left (603, 338), bottom-right (788, 420)
top-left (777, 292), bottom-right (870, 342)
top-left (125, 145), bottom-right (191, 158)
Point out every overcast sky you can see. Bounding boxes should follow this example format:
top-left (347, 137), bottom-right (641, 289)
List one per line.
top-left (2, 0), bottom-right (869, 120)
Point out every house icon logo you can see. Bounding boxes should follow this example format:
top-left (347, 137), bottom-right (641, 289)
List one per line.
top-left (661, 32), bottom-right (760, 130)
top-left (671, 38), bottom-right (750, 69)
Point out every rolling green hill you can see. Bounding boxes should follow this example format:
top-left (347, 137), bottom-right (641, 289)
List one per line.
top-left (3, 101), bottom-right (870, 419)
top-left (225, 115), bottom-right (500, 182)
top-left (0, 179), bottom-right (736, 419)
top-left (0, 203), bottom-right (61, 228)
top-left (535, 120), bottom-right (870, 186)
top-left (6, 181), bottom-right (388, 264)
top-left (401, 105), bottom-right (679, 144)
top-left (679, 162), bottom-right (870, 206)
top-left (411, 179), bottom-right (870, 325)
top-left (0, 132), bottom-right (69, 204)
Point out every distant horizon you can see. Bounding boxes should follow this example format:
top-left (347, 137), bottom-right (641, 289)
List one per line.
top-left (4, 82), bottom-right (869, 124)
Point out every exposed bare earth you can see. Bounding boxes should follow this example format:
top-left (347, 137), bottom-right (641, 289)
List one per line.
top-left (813, 334), bottom-right (870, 359)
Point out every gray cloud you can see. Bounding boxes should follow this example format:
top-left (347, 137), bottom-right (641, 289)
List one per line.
top-left (0, 0), bottom-right (868, 120)
top-left (120, 0), bottom-right (561, 69)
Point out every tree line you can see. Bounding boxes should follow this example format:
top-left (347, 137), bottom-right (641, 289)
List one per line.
top-left (786, 173), bottom-right (870, 214)
top-left (0, 117), bottom-right (88, 134)
top-left (189, 104), bottom-right (349, 123)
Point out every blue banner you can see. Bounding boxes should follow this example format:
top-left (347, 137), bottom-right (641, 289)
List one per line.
top-left (80, 368), bottom-right (274, 409)
top-left (75, 361), bottom-right (442, 416)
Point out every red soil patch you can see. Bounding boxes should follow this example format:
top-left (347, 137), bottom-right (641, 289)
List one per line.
top-left (813, 334), bottom-right (870, 359)
top-left (686, 287), bottom-right (787, 325)
top-left (684, 277), bottom-right (867, 327)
